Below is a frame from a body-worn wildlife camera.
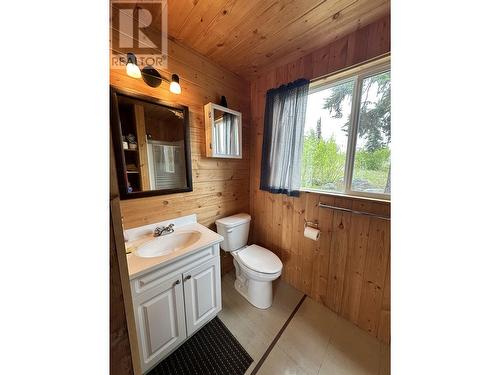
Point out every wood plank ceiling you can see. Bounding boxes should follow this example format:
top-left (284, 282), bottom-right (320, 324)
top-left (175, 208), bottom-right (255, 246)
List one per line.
top-left (167, 0), bottom-right (390, 78)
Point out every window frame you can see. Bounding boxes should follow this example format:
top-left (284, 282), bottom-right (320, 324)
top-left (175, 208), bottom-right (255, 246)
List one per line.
top-left (301, 56), bottom-right (391, 201)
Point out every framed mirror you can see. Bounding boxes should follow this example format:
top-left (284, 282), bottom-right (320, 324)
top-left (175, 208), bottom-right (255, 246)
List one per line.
top-left (110, 87), bottom-right (192, 199)
top-left (204, 103), bottom-right (242, 158)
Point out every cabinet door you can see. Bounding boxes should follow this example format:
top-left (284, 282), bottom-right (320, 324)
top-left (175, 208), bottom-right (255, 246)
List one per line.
top-left (136, 274), bottom-right (186, 373)
top-left (183, 257), bottom-right (221, 336)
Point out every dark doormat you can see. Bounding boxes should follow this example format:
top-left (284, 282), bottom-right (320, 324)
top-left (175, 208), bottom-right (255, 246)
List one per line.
top-left (148, 316), bottom-right (253, 375)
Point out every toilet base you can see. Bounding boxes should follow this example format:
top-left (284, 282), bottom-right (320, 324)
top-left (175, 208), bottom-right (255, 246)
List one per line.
top-left (233, 258), bottom-right (278, 309)
top-left (234, 277), bottom-right (273, 309)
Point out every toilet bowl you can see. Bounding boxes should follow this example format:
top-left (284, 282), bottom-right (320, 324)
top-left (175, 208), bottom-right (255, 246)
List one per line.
top-left (216, 213), bottom-right (282, 309)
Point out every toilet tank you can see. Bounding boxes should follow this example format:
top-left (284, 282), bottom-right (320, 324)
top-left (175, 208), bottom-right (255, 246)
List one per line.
top-left (215, 213), bottom-right (251, 252)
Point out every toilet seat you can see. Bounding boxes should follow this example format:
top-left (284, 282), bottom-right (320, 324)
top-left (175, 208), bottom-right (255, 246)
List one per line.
top-left (235, 244), bottom-right (282, 274)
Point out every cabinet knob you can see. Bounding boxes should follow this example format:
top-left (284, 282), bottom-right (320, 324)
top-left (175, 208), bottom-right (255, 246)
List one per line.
top-left (184, 275), bottom-right (192, 281)
top-left (173, 280), bottom-right (180, 286)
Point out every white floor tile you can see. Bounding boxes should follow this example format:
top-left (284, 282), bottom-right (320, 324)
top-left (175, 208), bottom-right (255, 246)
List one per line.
top-left (257, 345), bottom-right (309, 375)
top-left (218, 272), bottom-right (303, 373)
top-left (318, 315), bottom-right (381, 375)
top-left (218, 272), bottom-right (389, 375)
top-left (274, 298), bottom-right (336, 374)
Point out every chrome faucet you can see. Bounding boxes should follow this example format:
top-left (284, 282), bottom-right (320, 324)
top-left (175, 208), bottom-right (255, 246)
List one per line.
top-left (153, 223), bottom-right (175, 237)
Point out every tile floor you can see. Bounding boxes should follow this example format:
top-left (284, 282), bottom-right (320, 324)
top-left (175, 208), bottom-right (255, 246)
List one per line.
top-left (218, 272), bottom-right (390, 375)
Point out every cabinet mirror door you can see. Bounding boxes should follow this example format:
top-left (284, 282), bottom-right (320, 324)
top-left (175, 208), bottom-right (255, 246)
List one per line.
top-left (204, 103), bottom-right (242, 159)
top-left (110, 88), bottom-right (193, 199)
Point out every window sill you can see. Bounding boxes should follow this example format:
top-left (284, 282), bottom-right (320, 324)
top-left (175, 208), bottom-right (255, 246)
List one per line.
top-left (299, 188), bottom-right (390, 203)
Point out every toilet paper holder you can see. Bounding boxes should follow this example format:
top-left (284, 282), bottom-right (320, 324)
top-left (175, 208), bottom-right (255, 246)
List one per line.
top-left (304, 219), bottom-right (319, 230)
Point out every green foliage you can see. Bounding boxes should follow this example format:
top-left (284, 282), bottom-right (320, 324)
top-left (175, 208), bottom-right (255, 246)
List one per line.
top-left (352, 148), bottom-right (391, 193)
top-left (322, 72), bottom-right (391, 152)
top-left (322, 81), bottom-right (354, 119)
top-left (357, 72), bottom-right (391, 152)
top-left (354, 147), bottom-right (390, 171)
top-left (300, 71), bottom-right (391, 194)
top-left (301, 130), bottom-right (345, 190)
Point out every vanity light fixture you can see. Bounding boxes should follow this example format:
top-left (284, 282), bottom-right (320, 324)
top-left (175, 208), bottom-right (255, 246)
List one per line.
top-left (141, 65), bottom-right (163, 88)
top-left (124, 53), bottom-right (182, 94)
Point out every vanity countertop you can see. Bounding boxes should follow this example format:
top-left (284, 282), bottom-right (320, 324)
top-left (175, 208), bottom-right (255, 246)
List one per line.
top-left (126, 220), bottom-right (224, 279)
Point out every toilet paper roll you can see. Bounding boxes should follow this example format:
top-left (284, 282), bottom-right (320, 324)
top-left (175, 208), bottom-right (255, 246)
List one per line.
top-left (304, 226), bottom-right (320, 241)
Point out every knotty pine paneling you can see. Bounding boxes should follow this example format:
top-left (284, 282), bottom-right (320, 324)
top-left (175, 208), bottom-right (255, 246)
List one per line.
top-left (249, 16), bottom-right (391, 343)
top-left (166, 0), bottom-right (389, 78)
top-left (110, 37), bottom-right (250, 274)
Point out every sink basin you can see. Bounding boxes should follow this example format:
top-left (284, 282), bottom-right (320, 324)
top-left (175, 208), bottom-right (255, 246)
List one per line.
top-left (134, 230), bottom-right (202, 258)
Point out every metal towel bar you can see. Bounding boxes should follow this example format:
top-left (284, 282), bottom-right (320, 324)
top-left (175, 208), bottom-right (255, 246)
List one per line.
top-left (318, 202), bottom-right (390, 221)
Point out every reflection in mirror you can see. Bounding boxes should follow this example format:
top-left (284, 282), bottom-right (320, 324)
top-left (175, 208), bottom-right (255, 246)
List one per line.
top-left (204, 103), bottom-right (242, 159)
top-left (111, 90), bottom-right (192, 198)
top-left (213, 109), bottom-right (240, 156)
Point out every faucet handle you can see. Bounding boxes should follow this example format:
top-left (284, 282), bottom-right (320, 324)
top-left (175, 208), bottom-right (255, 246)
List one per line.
top-left (153, 226), bottom-right (165, 236)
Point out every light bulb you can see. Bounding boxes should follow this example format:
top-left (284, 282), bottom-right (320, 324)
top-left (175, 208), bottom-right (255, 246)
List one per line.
top-left (169, 81), bottom-right (181, 94)
top-left (170, 74), bottom-right (181, 94)
top-left (126, 62), bottom-right (141, 78)
top-left (125, 53), bottom-right (141, 78)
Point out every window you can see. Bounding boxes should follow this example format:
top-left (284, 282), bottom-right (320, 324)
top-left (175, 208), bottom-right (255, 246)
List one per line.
top-left (301, 60), bottom-right (391, 199)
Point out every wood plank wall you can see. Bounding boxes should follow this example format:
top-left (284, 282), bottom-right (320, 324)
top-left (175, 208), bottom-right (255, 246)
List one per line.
top-left (111, 41), bottom-right (250, 221)
top-left (110, 22), bottom-right (251, 273)
top-left (110, 134), bottom-right (140, 374)
top-left (249, 15), bottom-right (391, 343)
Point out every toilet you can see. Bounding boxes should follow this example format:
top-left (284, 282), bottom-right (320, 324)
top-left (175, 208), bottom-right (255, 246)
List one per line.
top-left (216, 213), bottom-right (283, 309)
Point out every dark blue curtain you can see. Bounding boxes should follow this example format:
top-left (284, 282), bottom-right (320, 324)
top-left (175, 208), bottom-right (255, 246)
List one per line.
top-left (260, 79), bottom-right (310, 197)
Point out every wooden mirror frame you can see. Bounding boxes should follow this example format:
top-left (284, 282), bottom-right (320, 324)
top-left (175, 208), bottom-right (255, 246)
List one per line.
top-left (110, 87), bottom-right (193, 199)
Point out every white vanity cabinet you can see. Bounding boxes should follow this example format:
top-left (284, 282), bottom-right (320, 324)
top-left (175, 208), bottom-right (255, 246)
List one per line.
top-left (135, 272), bottom-right (187, 368)
top-left (183, 256), bottom-right (221, 336)
top-left (130, 244), bottom-right (222, 374)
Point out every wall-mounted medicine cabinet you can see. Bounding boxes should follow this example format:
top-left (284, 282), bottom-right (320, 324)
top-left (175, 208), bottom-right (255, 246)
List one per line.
top-left (204, 103), bottom-right (242, 159)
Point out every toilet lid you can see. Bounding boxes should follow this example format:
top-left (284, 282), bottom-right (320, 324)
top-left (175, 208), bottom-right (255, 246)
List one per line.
top-left (215, 213), bottom-right (251, 228)
top-left (237, 245), bottom-right (282, 274)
